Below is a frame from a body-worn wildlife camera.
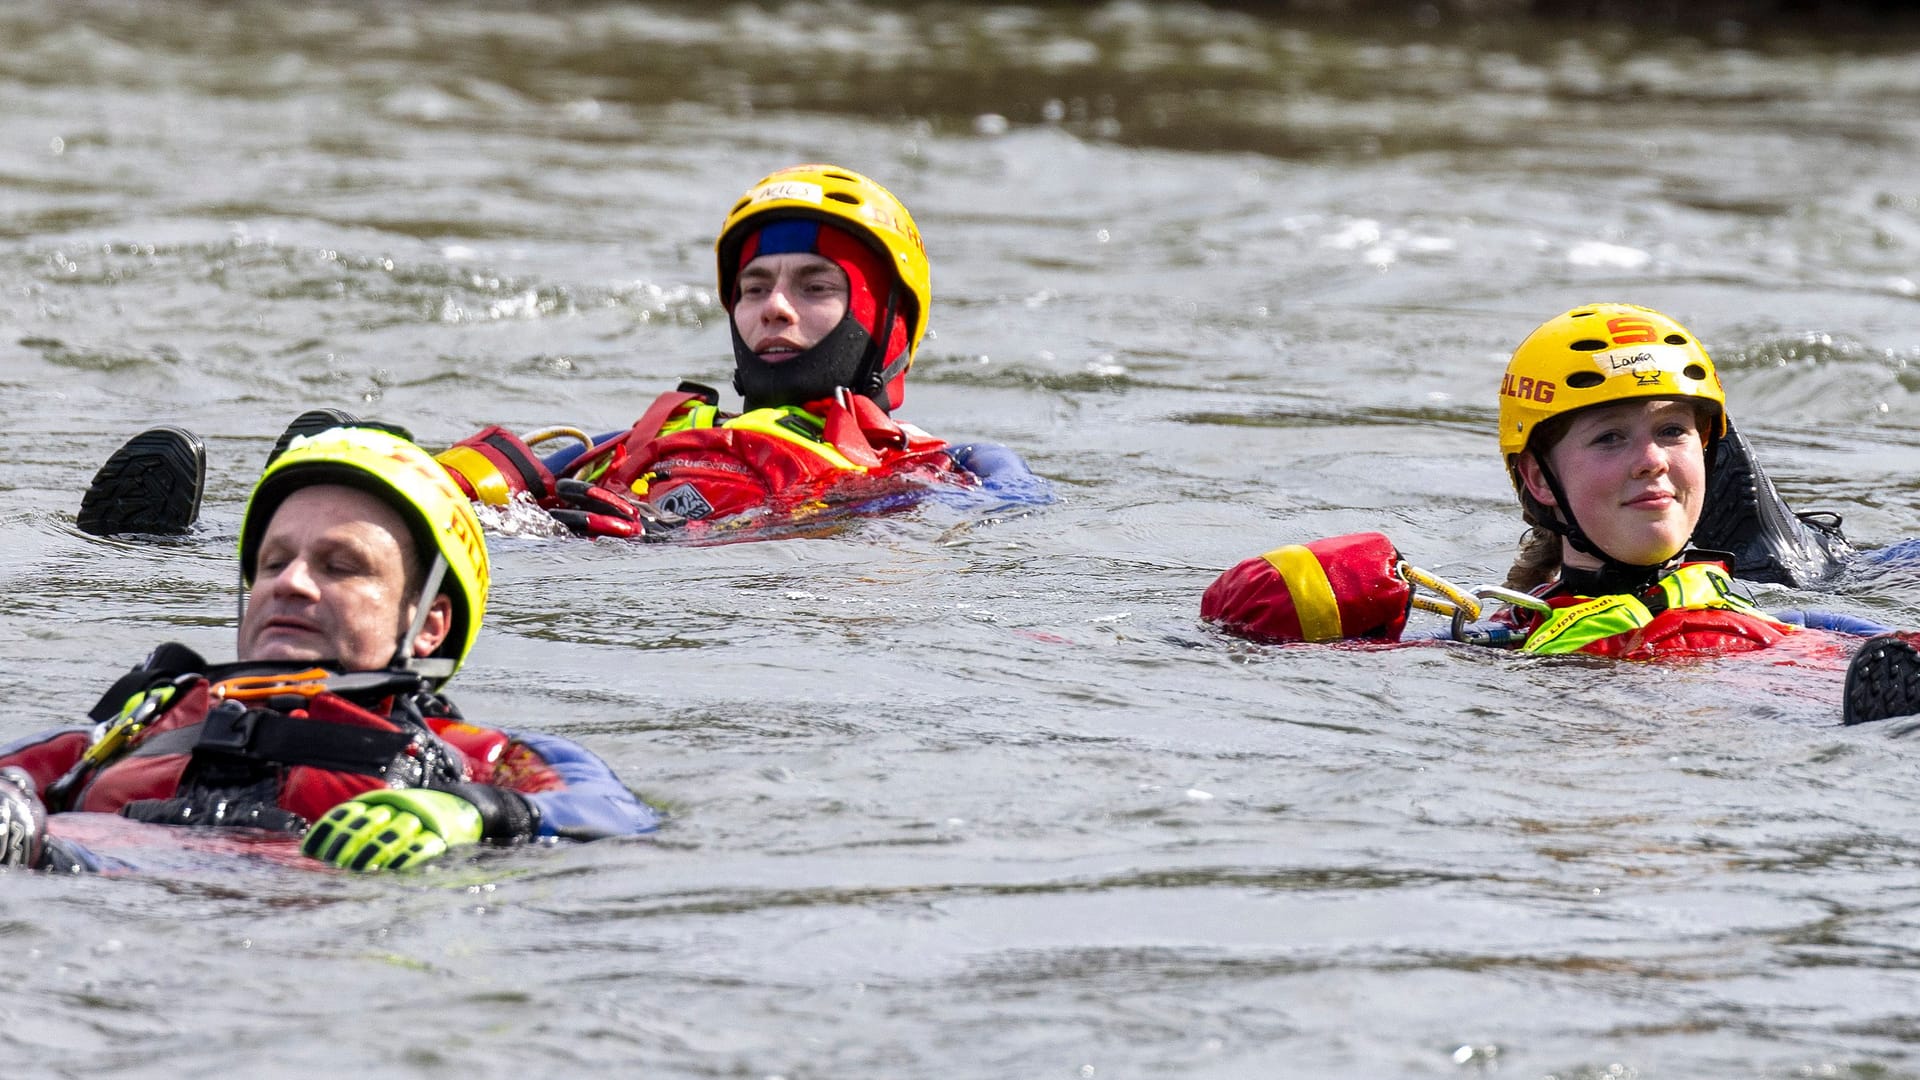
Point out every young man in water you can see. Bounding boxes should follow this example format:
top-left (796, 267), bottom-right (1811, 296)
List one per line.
top-left (433, 163), bottom-right (1047, 536)
top-left (78, 165), bottom-right (1047, 543)
top-left (3, 426), bottom-right (658, 872)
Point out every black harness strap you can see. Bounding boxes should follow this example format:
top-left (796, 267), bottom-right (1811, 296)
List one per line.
top-left (480, 432), bottom-right (552, 496)
top-left (130, 702), bottom-right (414, 777)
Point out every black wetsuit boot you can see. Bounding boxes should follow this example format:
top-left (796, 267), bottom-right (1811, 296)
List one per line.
top-left (1692, 424), bottom-right (1852, 588)
top-left (265, 408), bottom-right (414, 467)
top-left (1844, 634), bottom-right (1920, 728)
top-left (77, 426), bottom-right (205, 536)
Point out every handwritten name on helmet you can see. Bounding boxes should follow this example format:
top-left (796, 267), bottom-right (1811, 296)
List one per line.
top-left (1501, 316), bottom-right (1714, 407)
top-left (750, 181), bottom-right (825, 207)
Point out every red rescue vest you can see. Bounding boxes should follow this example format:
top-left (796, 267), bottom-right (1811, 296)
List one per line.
top-left (72, 675), bottom-right (509, 827)
top-left (569, 391), bottom-right (964, 523)
top-left (1513, 561), bottom-right (1793, 659)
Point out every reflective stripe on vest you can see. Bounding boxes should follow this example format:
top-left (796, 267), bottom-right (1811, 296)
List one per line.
top-left (582, 403), bottom-right (864, 487)
top-left (717, 407), bottom-right (868, 472)
top-left (1521, 562), bottom-right (1788, 656)
top-left (659, 402), bottom-right (722, 435)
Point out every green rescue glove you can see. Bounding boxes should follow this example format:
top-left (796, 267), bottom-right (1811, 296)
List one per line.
top-left (301, 789), bottom-right (485, 872)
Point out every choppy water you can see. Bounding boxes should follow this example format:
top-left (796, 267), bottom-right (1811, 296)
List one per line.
top-left (5, 2), bottom-right (1920, 1076)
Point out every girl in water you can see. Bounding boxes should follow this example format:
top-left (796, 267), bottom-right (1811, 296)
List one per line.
top-left (1201, 303), bottom-right (1918, 724)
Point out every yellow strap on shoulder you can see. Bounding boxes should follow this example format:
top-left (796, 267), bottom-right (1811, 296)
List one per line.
top-left (1263, 544), bottom-right (1342, 642)
top-left (722, 408), bottom-right (867, 472)
top-left (661, 403), bottom-right (721, 434)
top-left (85, 685), bottom-right (177, 766)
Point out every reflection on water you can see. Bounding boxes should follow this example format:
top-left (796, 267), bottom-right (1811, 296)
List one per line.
top-left (3, 2), bottom-right (1920, 1076)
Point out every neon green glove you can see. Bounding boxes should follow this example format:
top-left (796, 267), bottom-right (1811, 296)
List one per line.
top-left (302, 789), bottom-right (485, 872)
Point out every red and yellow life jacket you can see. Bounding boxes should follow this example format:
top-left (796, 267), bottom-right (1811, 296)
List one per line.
top-left (69, 670), bottom-right (510, 828)
top-left (1515, 561), bottom-right (1793, 659)
top-left (569, 390), bottom-right (964, 523)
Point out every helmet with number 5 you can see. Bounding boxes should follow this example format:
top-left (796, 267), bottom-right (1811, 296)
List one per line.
top-left (1498, 302), bottom-right (1727, 497)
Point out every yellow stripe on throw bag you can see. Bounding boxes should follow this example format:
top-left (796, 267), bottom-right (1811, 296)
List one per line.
top-left (435, 445), bottom-right (511, 506)
top-left (1263, 545), bottom-right (1342, 642)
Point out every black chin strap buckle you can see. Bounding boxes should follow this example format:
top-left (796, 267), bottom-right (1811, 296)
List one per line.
top-left (197, 700), bottom-right (257, 754)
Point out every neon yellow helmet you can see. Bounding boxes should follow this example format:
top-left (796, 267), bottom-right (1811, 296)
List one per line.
top-left (240, 426), bottom-right (490, 680)
top-left (1498, 303), bottom-right (1728, 493)
top-left (715, 164), bottom-right (931, 362)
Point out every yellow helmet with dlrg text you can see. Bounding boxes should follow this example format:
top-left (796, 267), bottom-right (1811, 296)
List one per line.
top-left (1498, 303), bottom-right (1728, 492)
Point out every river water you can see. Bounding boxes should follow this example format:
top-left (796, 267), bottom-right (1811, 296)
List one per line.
top-left (4, 2), bottom-right (1920, 1076)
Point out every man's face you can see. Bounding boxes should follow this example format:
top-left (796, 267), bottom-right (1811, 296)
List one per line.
top-left (236, 484), bottom-right (422, 670)
top-left (732, 252), bottom-right (850, 362)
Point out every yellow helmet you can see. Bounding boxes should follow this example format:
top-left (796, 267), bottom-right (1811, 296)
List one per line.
top-left (240, 426), bottom-right (490, 680)
top-left (1498, 303), bottom-right (1728, 490)
top-left (715, 164), bottom-right (931, 361)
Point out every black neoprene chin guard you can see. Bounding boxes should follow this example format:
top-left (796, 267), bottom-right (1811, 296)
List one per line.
top-left (731, 315), bottom-right (878, 411)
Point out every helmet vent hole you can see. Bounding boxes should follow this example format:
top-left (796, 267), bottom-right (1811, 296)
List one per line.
top-left (1683, 363), bottom-right (1708, 380)
top-left (1566, 371), bottom-right (1605, 389)
top-left (1569, 338), bottom-right (1608, 351)
top-left (825, 172), bottom-right (858, 182)
top-left (730, 199), bottom-right (749, 214)
top-left (1664, 334), bottom-right (1688, 345)
top-left (825, 192), bottom-right (860, 205)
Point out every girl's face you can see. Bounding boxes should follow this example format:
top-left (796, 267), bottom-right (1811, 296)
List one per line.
top-left (1519, 398), bottom-right (1708, 570)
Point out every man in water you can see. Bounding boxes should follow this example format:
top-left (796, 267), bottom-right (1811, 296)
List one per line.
top-left (433, 163), bottom-right (1048, 537)
top-left (75, 165), bottom-right (1048, 544)
top-left (4, 425), bottom-right (658, 872)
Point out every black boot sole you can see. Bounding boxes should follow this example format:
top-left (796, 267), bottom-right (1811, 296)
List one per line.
top-left (77, 426), bottom-right (205, 536)
top-left (1843, 635), bottom-right (1920, 727)
top-left (265, 409), bottom-right (416, 467)
top-left (266, 408), bottom-right (362, 468)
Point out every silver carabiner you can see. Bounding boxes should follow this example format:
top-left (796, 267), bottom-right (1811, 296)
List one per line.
top-left (1450, 585), bottom-right (1551, 643)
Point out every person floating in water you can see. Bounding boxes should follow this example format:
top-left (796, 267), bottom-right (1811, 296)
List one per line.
top-left (4, 426), bottom-right (658, 872)
top-left (72, 165), bottom-right (1048, 546)
top-left (1199, 303), bottom-right (1920, 725)
top-left (431, 162), bottom-right (1049, 538)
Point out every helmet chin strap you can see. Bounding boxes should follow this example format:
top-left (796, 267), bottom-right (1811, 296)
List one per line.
top-left (394, 552), bottom-right (454, 681)
top-left (861, 284), bottom-right (905, 407)
top-left (1534, 459), bottom-right (1690, 583)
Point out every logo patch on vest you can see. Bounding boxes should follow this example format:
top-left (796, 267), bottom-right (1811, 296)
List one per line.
top-left (655, 483), bottom-right (714, 520)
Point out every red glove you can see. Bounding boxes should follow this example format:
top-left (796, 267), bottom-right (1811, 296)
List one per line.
top-left (547, 478), bottom-right (681, 540)
top-left (1201, 532), bottom-right (1413, 643)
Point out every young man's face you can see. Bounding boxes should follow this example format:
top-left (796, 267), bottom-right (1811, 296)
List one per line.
top-left (732, 252), bottom-right (850, 363)
top-left (236, 484), bottom-right (448, 670)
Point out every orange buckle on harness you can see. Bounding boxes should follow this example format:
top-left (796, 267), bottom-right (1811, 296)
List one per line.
top-left (211, 668), bottom-right (336, 703)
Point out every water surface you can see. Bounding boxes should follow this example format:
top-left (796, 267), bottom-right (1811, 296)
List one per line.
top-left (4, 3), bottom-right (1920, 1076)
